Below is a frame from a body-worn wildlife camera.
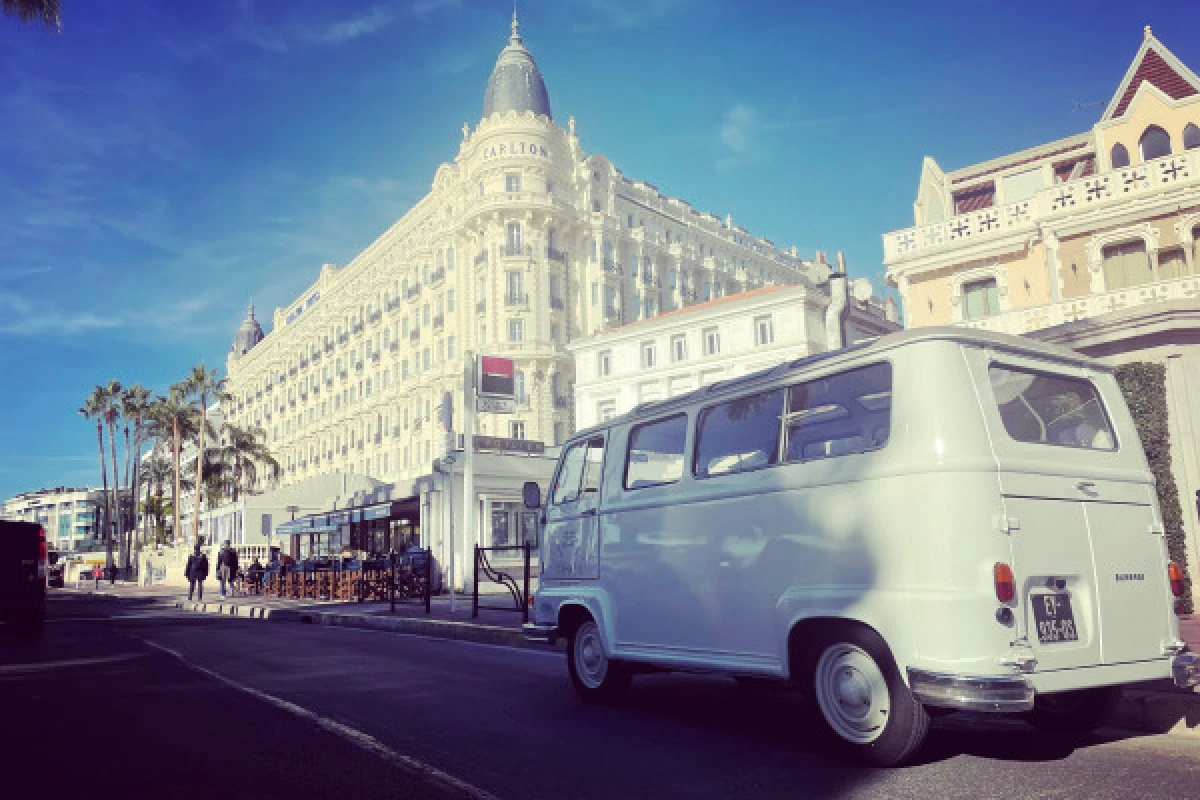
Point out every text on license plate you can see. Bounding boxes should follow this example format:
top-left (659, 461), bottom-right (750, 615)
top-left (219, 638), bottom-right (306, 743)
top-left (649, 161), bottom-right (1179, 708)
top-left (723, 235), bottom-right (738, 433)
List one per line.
top-left (1032, 592), bottom-right (1078, 644)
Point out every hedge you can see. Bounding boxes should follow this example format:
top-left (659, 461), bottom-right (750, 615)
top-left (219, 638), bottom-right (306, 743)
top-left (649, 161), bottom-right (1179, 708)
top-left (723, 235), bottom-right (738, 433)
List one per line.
top-left (1114, 362), bottom-right (1193, 614)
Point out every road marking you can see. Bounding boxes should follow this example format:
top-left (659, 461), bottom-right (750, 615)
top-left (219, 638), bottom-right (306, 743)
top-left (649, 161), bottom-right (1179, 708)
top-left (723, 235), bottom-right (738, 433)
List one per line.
top-left (0, 653), bottom-right (145, 675)
top-left (136, 637), bottom-right (500, 800)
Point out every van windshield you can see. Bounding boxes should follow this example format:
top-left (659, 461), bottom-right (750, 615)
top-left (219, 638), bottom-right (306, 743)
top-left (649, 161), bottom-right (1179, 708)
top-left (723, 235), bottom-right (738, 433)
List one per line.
top-left (989, 365), bottom-right (1116, 450)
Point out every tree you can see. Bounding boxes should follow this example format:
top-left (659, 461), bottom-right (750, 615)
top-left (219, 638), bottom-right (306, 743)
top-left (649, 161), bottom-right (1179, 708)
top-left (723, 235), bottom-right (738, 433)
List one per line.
top-left (183, 364), bottom-right (227, 546)
top-left (121, 384), bottom-right (153, 563)
top-left (100, 380), bottom-right (123, 571)
top-left (1, 0), bottom-right (60, 30)
top-left (78, 387), bottom-right (112, 567)
top-left (210, 423), bottom-right (280, 503)
top-left (149, 385), bottom-right (195, 546)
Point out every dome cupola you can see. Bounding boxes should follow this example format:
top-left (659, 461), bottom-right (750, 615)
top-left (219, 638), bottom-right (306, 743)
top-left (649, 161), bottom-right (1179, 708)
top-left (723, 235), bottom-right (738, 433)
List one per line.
top-left (231, 302), bottom-right (264, 358)
top-left (482, 11), bottom-right (552, 121)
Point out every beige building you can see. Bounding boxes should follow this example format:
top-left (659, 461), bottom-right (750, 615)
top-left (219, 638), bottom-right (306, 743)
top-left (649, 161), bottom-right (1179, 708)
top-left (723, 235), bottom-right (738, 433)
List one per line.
top-left (883, 27), bottom-right (1200, 599)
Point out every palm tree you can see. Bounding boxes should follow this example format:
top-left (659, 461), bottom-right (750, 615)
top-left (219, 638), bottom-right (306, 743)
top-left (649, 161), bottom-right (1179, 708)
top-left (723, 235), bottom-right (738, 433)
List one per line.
top-left (78, 388), bottom-right (112, 567)
top-left (100, 380), bottom-right (123, 571)
top-left (149, 385), bottom-right (195, 546)
top-left (211, 423), bottom-right (281, 503)
top-left (121, 384), bottom-right (153, 563)
top-left (184, 365), bottom-right (227, 545)
top-left (1, 0), bottom-right (60, 30)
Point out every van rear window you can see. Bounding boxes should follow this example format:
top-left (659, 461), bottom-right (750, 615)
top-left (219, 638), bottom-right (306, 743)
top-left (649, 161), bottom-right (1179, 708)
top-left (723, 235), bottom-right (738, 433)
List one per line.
top-left (989, 365), bottom-right (1116, 450)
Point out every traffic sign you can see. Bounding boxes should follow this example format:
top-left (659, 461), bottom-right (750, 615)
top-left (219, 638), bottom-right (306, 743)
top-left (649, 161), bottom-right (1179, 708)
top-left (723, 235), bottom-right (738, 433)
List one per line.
top-left (478, 355), bottom-right (515, 398)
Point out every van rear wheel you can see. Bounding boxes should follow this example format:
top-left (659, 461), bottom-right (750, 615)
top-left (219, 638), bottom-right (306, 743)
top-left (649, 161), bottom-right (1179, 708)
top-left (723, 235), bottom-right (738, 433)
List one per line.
top-left (808, 627), bottom-right (929, 767)
top-left (1025, 686), bottom-right (1122, 735)
top-left (567, 618), bottom-right (631, 704)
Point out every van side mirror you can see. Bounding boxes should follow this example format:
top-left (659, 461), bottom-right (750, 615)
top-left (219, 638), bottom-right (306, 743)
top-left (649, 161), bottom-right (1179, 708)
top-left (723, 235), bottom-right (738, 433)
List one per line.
top-left (522, 481), bottom-right (542, 509)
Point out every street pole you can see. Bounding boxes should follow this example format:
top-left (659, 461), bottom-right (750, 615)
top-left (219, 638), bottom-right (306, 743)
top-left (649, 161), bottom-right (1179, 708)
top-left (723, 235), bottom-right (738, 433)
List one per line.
top-left (460, 351), bottom-right (476, 613)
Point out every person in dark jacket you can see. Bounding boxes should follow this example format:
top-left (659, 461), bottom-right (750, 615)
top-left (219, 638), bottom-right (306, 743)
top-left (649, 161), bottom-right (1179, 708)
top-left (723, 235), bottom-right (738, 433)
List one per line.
top-left (185, 545), bottom-right (209, 601)
top-left (217, 543), bottom-right (240, 598)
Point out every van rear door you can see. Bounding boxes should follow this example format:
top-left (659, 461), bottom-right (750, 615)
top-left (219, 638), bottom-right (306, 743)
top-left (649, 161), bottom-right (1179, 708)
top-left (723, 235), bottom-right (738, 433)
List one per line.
top-left (969, 354), bottom-right (1174, 672)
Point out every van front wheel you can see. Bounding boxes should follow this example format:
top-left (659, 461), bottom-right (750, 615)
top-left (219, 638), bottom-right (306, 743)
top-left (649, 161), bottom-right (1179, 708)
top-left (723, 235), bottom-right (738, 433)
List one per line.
top-left (808, 627), bottom-right (929, 767)
top-left (567, 619), bottom-right (631, 703)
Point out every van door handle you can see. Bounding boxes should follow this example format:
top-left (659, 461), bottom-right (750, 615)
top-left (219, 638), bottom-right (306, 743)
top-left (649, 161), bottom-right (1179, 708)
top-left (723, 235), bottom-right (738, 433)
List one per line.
top-left (581, 508), bottom-right (597, 517)
top-left (1076, 481), bottom-right (1098, 497)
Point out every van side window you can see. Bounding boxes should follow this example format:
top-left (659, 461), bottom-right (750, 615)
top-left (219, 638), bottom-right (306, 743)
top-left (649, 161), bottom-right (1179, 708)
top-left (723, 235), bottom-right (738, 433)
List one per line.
top-left (784, 363), bottom-right (893, 462)
top-left (989, 365), bottom-right (1116, 450)
top-left (624, 414), bottom-right (687, 490)
top-left (694, 389), bottom-right (784, 478)
top-left (551, 442), bottom-right (588, 505)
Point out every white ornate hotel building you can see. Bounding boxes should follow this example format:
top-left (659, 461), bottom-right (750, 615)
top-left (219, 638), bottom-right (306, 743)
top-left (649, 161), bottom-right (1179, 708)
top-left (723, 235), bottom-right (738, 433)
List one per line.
top-left (222, 14), bottom-right (835, 494)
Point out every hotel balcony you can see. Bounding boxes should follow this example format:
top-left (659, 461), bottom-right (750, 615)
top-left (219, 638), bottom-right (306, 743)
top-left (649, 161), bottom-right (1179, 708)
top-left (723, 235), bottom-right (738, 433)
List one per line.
top-left (474, 250), bottom-right (488, 267)
top-left (475, 300), bottom-right (487, 314)
top-left (546, 246), bottom-right (568, 264)
top-left (505, 293), bottom-right (530, 310)
top-left (884, 150), bottom-right (1200, 265)
top-left (959, 271), bottom-right (1200, 337)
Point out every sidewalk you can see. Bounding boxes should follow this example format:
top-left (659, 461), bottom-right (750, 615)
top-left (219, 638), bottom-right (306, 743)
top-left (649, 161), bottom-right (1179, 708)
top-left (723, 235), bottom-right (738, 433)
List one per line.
top-left (68, 583), bottom-right (1200, 739)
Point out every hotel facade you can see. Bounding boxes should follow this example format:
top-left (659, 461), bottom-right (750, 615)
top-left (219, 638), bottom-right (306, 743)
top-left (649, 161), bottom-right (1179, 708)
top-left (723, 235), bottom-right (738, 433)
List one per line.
top-left (883, 27), bottom-right (1200, 599)
top-left (211, 15), bottom-right (844, 581)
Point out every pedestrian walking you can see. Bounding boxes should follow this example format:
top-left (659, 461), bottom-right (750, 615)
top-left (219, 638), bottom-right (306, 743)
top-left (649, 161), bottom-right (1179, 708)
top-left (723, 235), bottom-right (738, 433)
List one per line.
top-left (92, 564), bottom-right (101, 589)
top-left (217, 542), bottom-right (239, 598)
top-left (185, 545), bottom-right (209, 601)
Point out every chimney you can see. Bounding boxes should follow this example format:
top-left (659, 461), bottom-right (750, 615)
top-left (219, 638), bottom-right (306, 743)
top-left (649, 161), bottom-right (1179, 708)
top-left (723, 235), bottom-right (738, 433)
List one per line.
top-left (825, 251), bottom-right (850, 350)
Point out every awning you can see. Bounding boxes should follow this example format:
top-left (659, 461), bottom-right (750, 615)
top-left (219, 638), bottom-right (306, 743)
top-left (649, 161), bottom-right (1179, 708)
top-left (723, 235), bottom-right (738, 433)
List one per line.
top-left (363, 505), bottom-right (391, 521)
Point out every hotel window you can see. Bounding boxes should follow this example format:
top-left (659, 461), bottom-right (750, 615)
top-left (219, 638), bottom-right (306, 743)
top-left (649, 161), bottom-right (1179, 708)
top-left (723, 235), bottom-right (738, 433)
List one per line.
top-left (447, 289), bottom-right (455, 312)
top-left (671, 334), bottom-right (687, 362)
top-left (505, 173), bottom-right (521, 193)
top-left (505, 222), bottom-right (523, 256)
top-left (422, 348), bottom-right (431, 370)
top-left (506, 271), bottom-right (524, 303)
top-left (963, 278), bottom-right (1000, 320)
top-left (515, 371), bottom-right (527, 404)
top-left (591, 282), bottom-right (598, 305)
top-left (641, 342), bottom-right (657, 369)
top-left (1157, 247), bottom-right (1192, 281)
top-left (447, 336), bottom-right (457, 359)
top-left (643, 297), bottom-right (654, 319)
top-left (402, 360), bottom-right (409, 380)
top-left (553, 422), bottom-right (565, 446)
top-left (1184, 123), bottom-right (1200, 151)
top-left (446, 246), bottom-right (455, 270)
top-left (423, 265), bottom-right (430, 283)
top-left (589, 240), bottom-right (597, 262)
top-left (422, 304), bottom-right (430, 325)
top-left (598, 350), bottom-right (612, 377)
top-left (510, 421), bottom-right (526, 440)
top-left (754, 315), bottom-right (775, 346)
top-left (1140, 125), bottom-right (1171, 161)
top-left (1102, 240), bottom-right (1152, 290)
top-left (508, 319), bottom-right (525, 342)
top-left (598, 401), bottom-right (616, 422)
top-left (703, 327), bottom-right (720, 356)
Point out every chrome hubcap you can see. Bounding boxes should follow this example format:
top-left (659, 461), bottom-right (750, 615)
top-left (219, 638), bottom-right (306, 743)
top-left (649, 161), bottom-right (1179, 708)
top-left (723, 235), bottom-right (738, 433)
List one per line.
top-left (814, 643), bottom-right (890, 744)
top-left (574, 621), bottom-right (607, 689)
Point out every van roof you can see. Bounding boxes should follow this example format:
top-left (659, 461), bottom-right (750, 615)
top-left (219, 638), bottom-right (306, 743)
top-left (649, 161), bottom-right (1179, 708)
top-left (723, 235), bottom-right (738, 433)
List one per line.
top-left (569, 326), bottom-right (1105, 441)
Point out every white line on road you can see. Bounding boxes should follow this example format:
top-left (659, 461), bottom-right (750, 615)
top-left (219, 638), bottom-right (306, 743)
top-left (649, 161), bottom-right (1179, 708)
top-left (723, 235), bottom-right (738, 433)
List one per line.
top-left (135, 637), bottom-right (500, 800)
top-left (318, 623), bottom-right (563, 659)
top-left (0, 653), bottom-right (146, 674)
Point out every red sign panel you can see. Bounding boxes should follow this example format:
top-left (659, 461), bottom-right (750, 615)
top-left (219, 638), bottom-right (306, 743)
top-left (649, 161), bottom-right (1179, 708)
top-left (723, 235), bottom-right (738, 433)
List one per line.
top-left (478, 355), bottom-right (515, 398)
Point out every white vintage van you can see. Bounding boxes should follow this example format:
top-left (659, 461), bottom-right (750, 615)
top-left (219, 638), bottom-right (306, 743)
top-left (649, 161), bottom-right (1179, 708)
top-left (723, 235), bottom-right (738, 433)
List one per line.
top-left (523, 327), bottom-right (1197, 766)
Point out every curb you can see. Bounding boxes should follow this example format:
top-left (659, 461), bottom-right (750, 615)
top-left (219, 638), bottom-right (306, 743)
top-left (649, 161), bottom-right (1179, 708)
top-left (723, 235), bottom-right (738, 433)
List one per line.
top-left (168, 600), bottom-right (1197, 737)
top-left (173, 600), bottom-right (548, 650)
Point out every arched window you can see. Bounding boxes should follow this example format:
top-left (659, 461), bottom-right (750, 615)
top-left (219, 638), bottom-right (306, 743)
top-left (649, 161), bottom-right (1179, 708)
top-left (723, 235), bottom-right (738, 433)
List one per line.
top-left (1102, 240), bottom-right (1152, 290)
top-left (1110, 143), bottom-right (1130, 169)
top-left (1139, 125), bottom-right (1172, 161)
top-left (1184, 123), bottom-right (1200, 151)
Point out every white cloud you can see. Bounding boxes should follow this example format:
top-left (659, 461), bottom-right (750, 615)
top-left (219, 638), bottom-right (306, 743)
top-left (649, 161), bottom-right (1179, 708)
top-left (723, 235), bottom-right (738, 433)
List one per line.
top-left (0, 291), bottom-right (125, 336)
top-left (312, 6), bottom-right (394, 45)
top-left (411, 0), bottom-right (463, 20)
top-left (234, 2), bottom-right (396, 53)
top-left (716, 103), bottom-right (762, 172)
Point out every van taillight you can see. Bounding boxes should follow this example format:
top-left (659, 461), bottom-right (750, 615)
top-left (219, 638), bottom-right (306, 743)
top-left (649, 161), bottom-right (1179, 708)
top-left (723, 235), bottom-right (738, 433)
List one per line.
top-left (1168, 562), bottom-right (1185, 598)
top-left (994, 562), bottom-right (1015, 603)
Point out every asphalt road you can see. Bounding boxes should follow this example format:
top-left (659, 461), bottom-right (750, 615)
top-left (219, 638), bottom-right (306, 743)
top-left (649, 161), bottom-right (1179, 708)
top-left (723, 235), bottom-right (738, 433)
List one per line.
top-left (3, 593), bottom-right (1198, 800)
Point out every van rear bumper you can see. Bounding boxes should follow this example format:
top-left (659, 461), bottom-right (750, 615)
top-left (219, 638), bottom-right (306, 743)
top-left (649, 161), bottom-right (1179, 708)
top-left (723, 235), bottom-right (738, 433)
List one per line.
top-left (907, 668), bottom-right (1035, 713)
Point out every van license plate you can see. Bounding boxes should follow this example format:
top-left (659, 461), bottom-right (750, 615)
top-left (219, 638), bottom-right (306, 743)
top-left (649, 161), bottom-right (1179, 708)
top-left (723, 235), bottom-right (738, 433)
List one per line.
top-left (1032, 593), bottom-right (1078, 644)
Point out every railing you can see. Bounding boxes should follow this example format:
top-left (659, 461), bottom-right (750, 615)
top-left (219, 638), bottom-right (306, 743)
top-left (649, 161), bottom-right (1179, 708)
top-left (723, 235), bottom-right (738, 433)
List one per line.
top-left (409, 328), bottom-right (420, 342)
top-left (432, 314), bottom-right (444, 330)
top-left (885, 150), bottom-right (1200, 262)
top-left (546, 246), bottom-right (567, 264)
top-left (474, 250), bottom-right (488, 266)
top-left (475, 300), bottom-right (487, 314)
top-left (406, 284), bottom-right (422, 300)
top-left (505, 294), bottom-right (529, 308)
top-left (473, 543), bottom-right (531, 623)
top-left (554, 395), bottom-right (569, 409)
top-left (962, 272), bottom-right (1200, 336)
top-left (430, 267), bottom-right (446, 285)
top-left (549, 296), bottom-right (565, 311)
top-left (602, 259), bottom-right (621, 274)
top-left (504, 245), bottom-right (529, 258)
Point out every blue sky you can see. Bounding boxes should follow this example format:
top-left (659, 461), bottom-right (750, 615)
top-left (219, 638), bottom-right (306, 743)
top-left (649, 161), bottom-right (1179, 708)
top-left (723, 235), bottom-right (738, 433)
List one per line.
top-left (0, 0), bottom-right (1193, 499)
